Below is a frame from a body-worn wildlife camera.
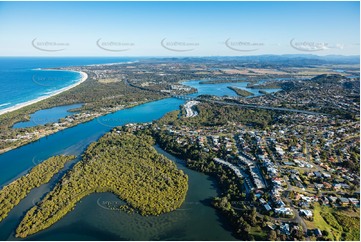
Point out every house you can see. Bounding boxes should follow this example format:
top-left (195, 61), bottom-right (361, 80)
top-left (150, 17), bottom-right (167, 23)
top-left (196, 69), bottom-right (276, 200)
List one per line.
top-left (314, 228), bottom-right (323, 237)
top-left (275, 207), bottom-right (293, 216)
top-left (321, 196), bottom-right (329, 205)
top-left (280, 223), bottom-right (290, 235)
top-left (290, 174), bottom-right (300, 181)
top-left (300, 209), bottom-right (313, 218)
top-left (322, 172), bottom-right (331, 178)
top-left (338, 197), bottom-right (350, 206)
top-left (267, 222), bottom-right (277, 230)
top-left (306, 171), bottom-right (315, 178)
top-left (328, 196), bottom-right (338, 204)
top-left (295, 181), bottom-right (304, 189)
top-left (268, 167), bottom-right (278, 177)
top-left (299, 201), bottom-right (310, 208)
top-left (275, 146), bottom-right (285, 156)
top-left (300, 195), bottom-right (313, 203)
top-left (283, 161), bottom-right (295, 166)
top-left (315, 183), bottom-right (324, 190)
top-left (272, 178), bottom-right (282, 187)
top-left (274, 199), bottom-right (286, 208)
top-left (314, 171), bottom-right (322, 178)
top-left (348, 198), bottom-right (359, 206)
top-left (333, 183), bottom-right (342, 190)
top-left (264, 203), bottom-right (272, 212)
top-left (323, 182), bottom-right (332, 189)
top-left (341, 183), bottom-right (350, 190)
top-left (290, 169), bottom-right (299, 174)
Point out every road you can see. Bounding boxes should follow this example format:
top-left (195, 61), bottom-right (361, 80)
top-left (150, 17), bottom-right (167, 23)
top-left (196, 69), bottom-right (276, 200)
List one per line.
top-left (283, 176), bottom-right (308, 232)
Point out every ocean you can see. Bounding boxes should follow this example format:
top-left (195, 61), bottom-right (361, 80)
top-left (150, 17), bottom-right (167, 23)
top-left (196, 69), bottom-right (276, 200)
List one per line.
top-left (0, 57), bottom-right (134, 112)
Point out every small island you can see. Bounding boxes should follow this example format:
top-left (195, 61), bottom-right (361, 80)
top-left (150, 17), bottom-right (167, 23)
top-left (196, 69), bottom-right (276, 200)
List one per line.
top-left (16, 131), bottom-right (188, 238)
top-left (227, 86), bottom-right (254, 97)
top-left (246, 82), bottom-right (281, 89)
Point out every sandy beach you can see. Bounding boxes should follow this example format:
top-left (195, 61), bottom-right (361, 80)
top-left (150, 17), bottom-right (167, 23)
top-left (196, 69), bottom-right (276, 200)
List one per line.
top-left (0, 71), bottom-right (88, 116)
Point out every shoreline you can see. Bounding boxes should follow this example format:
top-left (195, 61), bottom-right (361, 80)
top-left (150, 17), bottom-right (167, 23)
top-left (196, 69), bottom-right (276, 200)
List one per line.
top-left (0, 96), bottom-right (168, 157)
top-left (0, 71), bottom-right (88, 116)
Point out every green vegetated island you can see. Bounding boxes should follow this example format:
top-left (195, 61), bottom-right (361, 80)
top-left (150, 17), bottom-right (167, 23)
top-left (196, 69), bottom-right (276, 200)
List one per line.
top-left (246, 82), bottom-right (281, 89)
top-left (15, 131), bottom-right (188, 238)
top-left (227, 86), bottom-right (254, 97)
top-left (0, 155), bottom-right (75, 222)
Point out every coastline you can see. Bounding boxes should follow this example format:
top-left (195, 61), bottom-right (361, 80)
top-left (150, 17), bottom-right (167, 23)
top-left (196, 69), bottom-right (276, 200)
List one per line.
top-left (0, 71), bottom-right (88, 116)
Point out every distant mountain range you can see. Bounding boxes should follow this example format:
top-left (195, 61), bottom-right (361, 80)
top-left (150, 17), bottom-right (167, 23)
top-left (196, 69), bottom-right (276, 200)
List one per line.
top-left (148, 54), bottom-right (360, 65)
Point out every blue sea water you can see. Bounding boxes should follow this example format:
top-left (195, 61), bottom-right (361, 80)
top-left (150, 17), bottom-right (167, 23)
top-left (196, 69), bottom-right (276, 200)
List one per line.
top-left (0, 57), bottom-right (133, 112)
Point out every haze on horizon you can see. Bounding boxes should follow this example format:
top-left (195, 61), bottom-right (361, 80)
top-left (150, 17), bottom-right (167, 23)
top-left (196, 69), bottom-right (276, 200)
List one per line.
top-left (0, 1), bottom-right (359, 56)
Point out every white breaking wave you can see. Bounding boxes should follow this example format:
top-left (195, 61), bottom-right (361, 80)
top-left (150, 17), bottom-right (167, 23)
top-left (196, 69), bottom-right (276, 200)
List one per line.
top-left (0, 102), bottom-right (11, 107)
top-left (43, 91), bottom-right (57, 95)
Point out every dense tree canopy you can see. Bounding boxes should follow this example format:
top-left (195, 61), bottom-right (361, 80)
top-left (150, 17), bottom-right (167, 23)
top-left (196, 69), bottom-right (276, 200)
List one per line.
top-left (0, 155), bottom-right (75, 222)
top-left (16, 131), bottom-right (188, 238)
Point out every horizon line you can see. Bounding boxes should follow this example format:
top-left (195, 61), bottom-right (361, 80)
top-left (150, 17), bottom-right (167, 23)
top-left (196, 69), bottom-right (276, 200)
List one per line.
top-left (0, 54), bottom-right (360, 58)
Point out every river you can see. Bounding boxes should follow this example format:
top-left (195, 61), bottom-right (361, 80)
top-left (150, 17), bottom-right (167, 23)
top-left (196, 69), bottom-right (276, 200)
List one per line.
top-left (0, 80), bottom-right (279, 240)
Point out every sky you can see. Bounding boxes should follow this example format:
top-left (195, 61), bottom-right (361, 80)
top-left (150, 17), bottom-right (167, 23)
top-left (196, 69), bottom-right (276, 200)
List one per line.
top-left (0, 1), bottom-right (359, 56)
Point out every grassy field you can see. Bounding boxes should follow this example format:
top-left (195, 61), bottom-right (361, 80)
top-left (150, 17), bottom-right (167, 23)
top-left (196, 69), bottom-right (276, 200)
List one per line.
top-left (304, 204), bottom-right (360, 241)
top-left (304, 204), bottom-right (339, 240)
top-left (333, 211), bottom-right (360, 241)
